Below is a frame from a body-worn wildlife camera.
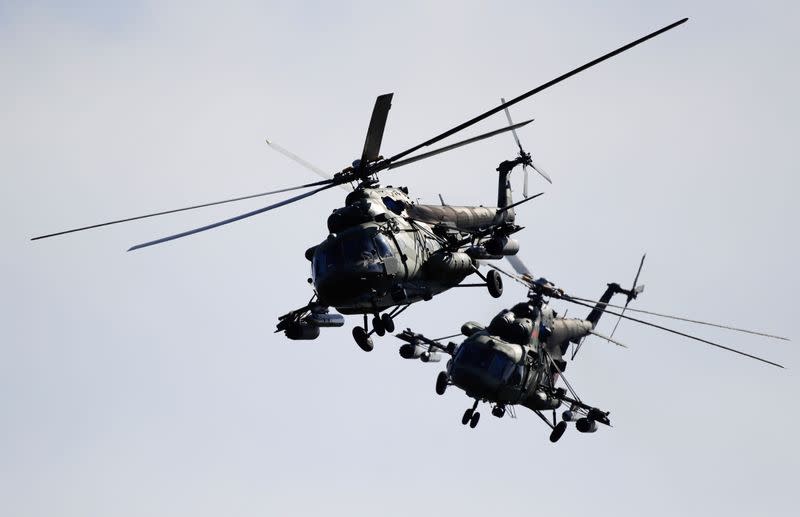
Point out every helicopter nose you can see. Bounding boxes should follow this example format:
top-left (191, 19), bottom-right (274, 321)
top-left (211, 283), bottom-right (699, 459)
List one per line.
top-left (315, 271), bottom-right (373, 306)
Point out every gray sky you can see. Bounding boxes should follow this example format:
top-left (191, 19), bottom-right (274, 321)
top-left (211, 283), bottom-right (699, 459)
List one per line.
top-left (2, 1), bottom-right (798, 516)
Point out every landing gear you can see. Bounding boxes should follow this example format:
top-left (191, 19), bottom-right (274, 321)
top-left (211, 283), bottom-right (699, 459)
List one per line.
top-left (380, 313), bottom-right (395, 333)
top-left (352, 326), bottom-right (374, 352)
top-left (462, 408), bottom-right (473, 425)
top-left (486, 269), bottom-right (503, 298)
top-left (469, 411), bottom-right (481, 428)
top-left (435, 371), bottom-right (448, 395)
top-left (372, 315), bottom-right (386, 336)
top-left (492, 405), bottom-right (506, 418)
top-left (549, 421), bottom-right (568, 443)
top-left (462, 400), bottom-right (481, 428)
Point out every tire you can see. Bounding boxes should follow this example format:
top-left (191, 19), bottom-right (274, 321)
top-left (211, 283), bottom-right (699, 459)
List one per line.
top-left (550, 421), bottom-right (568, 443)
top-left (352, 326), bottom-right (374, 352)
top-left (469, 411), bottom-right (481, 428)
top-left (435, 371), bottom-right (448, 395)
top-left (381, 313), bottom-right (395, 333)
top-left (487, 270), bottom-right (503, 298)
top-left (372, 316), bottom-right (386, 337)
top-left (461, 408), bottom-right (473, 425)
top-left (492, 405), bottom-right (506, 418)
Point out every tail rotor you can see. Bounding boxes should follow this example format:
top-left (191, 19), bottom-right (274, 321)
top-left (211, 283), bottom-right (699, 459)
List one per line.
top-left (609, 253), bottom-right (646, 339)
top-left (501, 97), bottom-right (553, 198)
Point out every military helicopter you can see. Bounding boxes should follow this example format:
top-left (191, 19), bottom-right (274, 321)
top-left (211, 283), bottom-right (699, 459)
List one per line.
top-left (31, 19), bottom-right (690, 351)
top-left (396, 255), bottom-right (788, 442)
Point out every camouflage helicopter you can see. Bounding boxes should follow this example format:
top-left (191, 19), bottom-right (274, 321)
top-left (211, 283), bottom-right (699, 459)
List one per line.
top-left (396, 255), bottom-right (787, 442)
top-left (31, 19), bottom-right (689, 352)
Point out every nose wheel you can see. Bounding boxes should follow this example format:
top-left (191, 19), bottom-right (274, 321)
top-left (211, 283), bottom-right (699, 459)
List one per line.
top-left (352, 326), bottom-right (374, 352)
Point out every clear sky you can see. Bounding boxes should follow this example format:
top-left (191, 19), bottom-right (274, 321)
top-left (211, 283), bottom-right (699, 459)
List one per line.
top-left (2, 1), bottom-right (798, 516)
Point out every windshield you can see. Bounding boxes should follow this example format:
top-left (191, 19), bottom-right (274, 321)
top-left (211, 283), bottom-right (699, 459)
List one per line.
top-left (455, 345), bottom-right (518, 384)
top-left (313, 232), bottom-right (392, 280)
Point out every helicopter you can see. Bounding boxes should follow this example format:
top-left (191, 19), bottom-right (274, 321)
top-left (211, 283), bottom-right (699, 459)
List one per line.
top-left (30, 19), bottom-right (690, 352)
top-left (396, 254), bottom-right (788, 442)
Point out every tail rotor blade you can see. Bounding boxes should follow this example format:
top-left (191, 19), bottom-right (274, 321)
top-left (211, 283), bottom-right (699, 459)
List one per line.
top-left (523, 164), bottom-right (530, 198)
top-left (529, 159), bottom-right (553, 184)
top-left (610, 253), bottom-right (647, 339)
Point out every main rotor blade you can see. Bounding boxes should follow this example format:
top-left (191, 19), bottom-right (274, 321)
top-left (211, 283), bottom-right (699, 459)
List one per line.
top-left (265, 139), bottom-right (330, 180)
top-left (31, 179), bottom-right (333, 242)
top-left (568, 295), bottom-right (789, 341)
top-left (487, 263), bottom-right (532, 289)
top-left (265, 139), bottom-right (350, 192)
top-left (128, 183), bottom-right (337, 251)
top-left (361, 93), bottom-right (393, 163)
top-left (432, 332), bottom-right (463, 342)
top-left (501, 97), bottom-right (524, 153)
top-left (387, 119), bottom-right (533, 170)
top-left (383, 18), bottom-right (688, 166)
top-left (506, 254), bottom-right (534, 278)
top-left (565, 299), bottom-right (784, 368)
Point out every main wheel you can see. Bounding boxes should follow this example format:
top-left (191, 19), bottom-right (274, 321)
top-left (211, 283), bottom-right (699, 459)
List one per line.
top-left (435, 371), bottom-right (448, 395)
top-left (352, 326), bottom-right (374, 352)
top-left (381, 313), bottom-right (395, 333)
top-left (550, 421), bottom-right (568, 443)
top-left (469, 411), bottom-right (481, 428)
top-left (372, 316), bottom-right (386, 337)
top-left (461, 408), bottom-right (473, 425)
top-left (487, 270), bottom-right (503, 298)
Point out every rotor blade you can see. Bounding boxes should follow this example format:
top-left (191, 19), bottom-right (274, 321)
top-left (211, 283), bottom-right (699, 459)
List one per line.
top-left (496, 191), bottom-right (544, 213)
top-left (387, 119), bottom-right (533, 170)
top-left (506, 254), bottom-right (534, 278)
top-left (31, 179), bottom-right (333, 242)
top-left (361, 93), bottom-right (393, 163)
top-left (588, 329), bottom-right (628, 348)
top-left (565, 299), bottom-right (784, 368)
top-left (265, 139), bottom-right (329, 180)
top-left (487, 263), bottom-right (533, 290)
top-left (501, 97), bottom-right (524, 153)
top-left (128, 183), bottom-right (337, 251)
top-left (567, 295), bottom-right (789, 341)
top-left (432, 332), bottom-right (463, 342)
top-left (631, 253), bottom-right (646, 292)
top-left (523, 164), bottom-right (530, 198)
top-left (529, 159), bottom-right (553, 184)
top-left (265, 139), bottom-right (350, 192)
top-left (608, 299), bottom-right (631, 339)
top-left (383, 18), bottom-right (688, 166)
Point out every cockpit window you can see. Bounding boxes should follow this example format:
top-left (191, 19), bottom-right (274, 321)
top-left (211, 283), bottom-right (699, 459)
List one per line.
top-left (312, 232), bottom-right (387, 279)
top-left (374, 234), bottom-right (393, 258)
top-left (456, 345), bottom-right (519, 385)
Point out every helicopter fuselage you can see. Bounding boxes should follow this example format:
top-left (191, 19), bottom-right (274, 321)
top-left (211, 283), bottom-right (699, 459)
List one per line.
top-left (309, 185), bottom-right (481, 313)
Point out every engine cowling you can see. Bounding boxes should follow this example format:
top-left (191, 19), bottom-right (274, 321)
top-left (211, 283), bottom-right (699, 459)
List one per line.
top-left (484, 236), bottom-right (520, 256)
